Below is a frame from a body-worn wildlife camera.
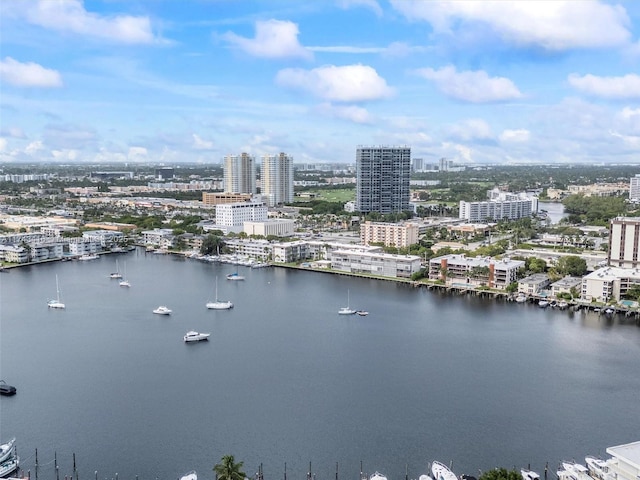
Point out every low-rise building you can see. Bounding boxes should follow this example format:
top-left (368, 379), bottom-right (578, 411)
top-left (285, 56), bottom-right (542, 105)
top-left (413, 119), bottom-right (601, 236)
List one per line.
top-left (518, 273), bottom-right (551, 296)
top-left (581, 266), bottom-right (640, 302)
top-left (360, 221), bottom-right (419, 248)
top-left (606, 440), bottom-right (640, 480)
top-left (550, 276), bottom-right (582, 298)
top-left (0, 245), bottom-right (29, 263)
top-left (141, 229), bottom-right (175, 248)
top-left (330, 249), bottom-right (421, 278)
top-left (244, 219), bottom-right (295, 238)
top-left (429, 254), bottom-right (524, 289)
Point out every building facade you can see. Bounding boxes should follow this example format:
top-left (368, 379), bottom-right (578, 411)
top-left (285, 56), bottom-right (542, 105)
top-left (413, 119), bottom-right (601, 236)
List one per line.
top-left (330, 249), bottom-right (421, 278)
top-left (261, 153), bottom-right (294, 207)
top-left (202, 192), bottom-right (253, 206)
top-left (360, 221), bottom-right (419, 248)
top-left (215, 202), bottom-right (268, 227)
top-left (355, 146), bottom-right (411, 214)
top-left (459, 189), bottom-right (538, 222)
top-left (224, 153), bottom-right (256, 194)
top-left (428, 254), bottom-right (524, 290)
top-left (244, 219), bottom-right (295, 237)
top-left (609, 217), bottom-right (640, 268)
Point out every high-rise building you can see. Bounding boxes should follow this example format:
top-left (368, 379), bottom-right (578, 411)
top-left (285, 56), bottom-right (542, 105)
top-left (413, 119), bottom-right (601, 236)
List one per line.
top-left (630, 174), bottom-right (640, 203)
top-left (261, 152), bottom-right (294, 207)
top-left (224, 153), bottom-right (256, 194)
top-left (355, 146), bottom-right (411, 214)
top-left (608, 216), bottom-right (640, 268)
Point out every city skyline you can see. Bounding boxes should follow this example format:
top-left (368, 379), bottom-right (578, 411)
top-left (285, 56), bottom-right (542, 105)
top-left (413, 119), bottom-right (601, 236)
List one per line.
top-left (1, 1), bottom-right (640, 165)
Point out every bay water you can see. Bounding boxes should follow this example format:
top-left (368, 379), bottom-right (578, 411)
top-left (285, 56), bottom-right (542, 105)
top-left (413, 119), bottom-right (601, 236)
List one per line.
top-left (1, 250), bottom-right (638, 480)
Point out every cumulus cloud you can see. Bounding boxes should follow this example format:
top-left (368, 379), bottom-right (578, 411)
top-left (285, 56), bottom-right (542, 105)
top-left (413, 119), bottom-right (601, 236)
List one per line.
top-left (610, 131), bottom-right (640, 147)
top-left (500, 129), bottom-right (531, 143)
top-left (415, 65), bottom-right (522, 103)
top-left (222, 20), bottom-right (312, 60)
top-left (0, 127), bottom-right (26, 138)
top-left (316, 103), bottom-right (374, 124)
top-left (0, 57), bottom-right (63, 88)
top-left (192, 134), bottom-right (214, 150)
top-left (0, 138), bottom-right (7, 152)
top-left (337, 0), bottom-right (383, 17)
top-left (25, 140), bottom-right (44, 155)
top-left (276, 64), bottom-right (394, 102)
top-left (10, 0), bottom-right (159, 44)
top-left (446, 119), bottom-right (493, 141)
top-left (390, 0), bottom-right (631, 51)
top-left (568, 73), bottom-right (640, 99)
top-left (128, 146), bottom-right (148, 161)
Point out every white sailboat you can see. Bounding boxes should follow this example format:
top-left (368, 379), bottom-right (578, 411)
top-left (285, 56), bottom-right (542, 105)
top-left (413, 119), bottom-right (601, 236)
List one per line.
top-left (338, 289), bottom-right (356, 315)
top-left (206, 276), bottom-right (233, 310)
top-left (48, 275), bottom-right (66, 309)
top-left (109, 259), bottom-right (122, 279)
top-left (119, 261), bottom-right (131, 287)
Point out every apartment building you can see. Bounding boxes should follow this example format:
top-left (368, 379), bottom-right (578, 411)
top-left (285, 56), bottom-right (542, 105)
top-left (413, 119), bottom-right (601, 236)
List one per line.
top-left (360, 221), bottom-right (419, 248)
top-left (261, 152), bottom-right (294, 207)
top-left (609, 217), bottom-right (640, 268)
top-left (224, 153), bottom-right (256, 194)
top-left (429, 254), bottom-right (524, 289)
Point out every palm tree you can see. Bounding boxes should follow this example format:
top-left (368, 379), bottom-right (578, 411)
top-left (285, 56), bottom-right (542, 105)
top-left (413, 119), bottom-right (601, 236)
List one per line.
top-left (213, 455), bottom-right (246, 480)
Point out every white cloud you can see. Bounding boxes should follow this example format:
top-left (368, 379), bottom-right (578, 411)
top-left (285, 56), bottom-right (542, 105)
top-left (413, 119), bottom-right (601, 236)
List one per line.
top-left (390, 0), bottom-right (631, 51)
top-left (0, 57), bottom-right (63, 88)
top-left (568, 73), bottom-right (640, 99)
top-left (415, 65), bottom-right (522, 103)
top-left (222, 20), bottom-right (312, 60)
top-left (0, 138), bottom-right (7, 152)
top-left (316, 103), bottom-right (374, 124)
top-left (25, 140), bottom-right (44, 154)
top-left (620, 107), bottom-right (640, 120)
top-left (337, 0), bottom-right (383, 17)
top-left (52, 149), bottom-right (78, 161)
top-left (15, 0), bottom-right (159, 44)
top-left (500, 129), bottom-right (531, 143)
top-left (192, 134), bottom-right (214, 150)
top-left (610, 131), bottom-right (640, 147)
top-left (276, 64), bottom-right (394, 102)
top-left (128, 146), bottom-right (148, 161)
top-left (446, 119), bottom-right (493, 141)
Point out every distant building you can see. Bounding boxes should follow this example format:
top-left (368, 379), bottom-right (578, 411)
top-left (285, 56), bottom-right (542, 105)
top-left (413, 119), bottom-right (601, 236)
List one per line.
top-left (412, 157), bottom-right (424, 172)
top-left (224, 153), bottom-right (256, 194)
top-left (155, 167), bottom-right (174, 180)
top-left (90, 171), bottom-right (134, 180)
top-left (261, 153), bottom-right (294, 207)
top-left (202, 192), bottom-right (253, 206)
top-left (608, 217), bottom-right (640, 268)
top-left (360, 221), bottom-right (419, 248)
top-left (630, 174), bottom-right (640, 203)
top-left (459, 188), bottom-right (538, 222)
top-left (356, 146), bottom-right (411, 214)
top-left (215, 202), bottom-right (268, 227)
top-left (428, 254), bottom-right (524, 290)
top-left (244, 219), bottom-right (295, 237)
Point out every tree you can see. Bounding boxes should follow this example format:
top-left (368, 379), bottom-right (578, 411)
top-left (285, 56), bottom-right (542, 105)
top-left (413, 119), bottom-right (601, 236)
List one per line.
top-left (556, 255), bottom-right (588, 276)
top-left (479, 468), bottom-right (522, 480)
top-left (213, 455), bottom-right (246, 480)
top-left (201, 234), bottom-right (225, 256)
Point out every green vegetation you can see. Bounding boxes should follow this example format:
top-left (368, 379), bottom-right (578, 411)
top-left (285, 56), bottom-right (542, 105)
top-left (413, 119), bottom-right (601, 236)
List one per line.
top-left (213, 455), bottom-right (246, 480)
top-left (562, 194), bottom-right (626, 225)
top-left (479, 468), bottom-right (523, 480)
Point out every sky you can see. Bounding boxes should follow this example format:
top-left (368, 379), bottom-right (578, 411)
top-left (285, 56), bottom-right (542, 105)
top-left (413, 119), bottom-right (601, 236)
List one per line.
top-left (1, 0), bottom-right (640, 166)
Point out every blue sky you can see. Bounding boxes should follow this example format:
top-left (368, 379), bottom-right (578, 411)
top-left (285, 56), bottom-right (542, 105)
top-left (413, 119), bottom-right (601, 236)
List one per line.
top-left (1, 0), bottom-right (640, 165)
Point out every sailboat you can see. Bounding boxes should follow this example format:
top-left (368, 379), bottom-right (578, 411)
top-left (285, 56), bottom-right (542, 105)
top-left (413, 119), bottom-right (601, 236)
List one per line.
top-left (48, 275), bottom-right (66, 309)
top-left (338, 289), bottom-right (356, 315)
top-left (226, 265), bottom-right (245, 281)
top-left (206, 276), bottom-right (233, 310)
top-left (119, 261), bottom-right (131, 287)
top-left (109, 259), bottom-right (123, 279)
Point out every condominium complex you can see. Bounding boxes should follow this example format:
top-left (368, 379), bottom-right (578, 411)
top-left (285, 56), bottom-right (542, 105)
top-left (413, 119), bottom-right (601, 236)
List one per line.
top-left (215, 201), bottom-right (268, 227)
top-left (355, 146), bottom-right (411, 214)
top-left (428, 254), bottom-right (524, 289)
top-left (224, 153), bottom-right (256, 194)
top-left (459, 188), bottom-right (538, 222)
top-left (202, 192), bottom-right (253, 206)
top-left (608, 216), bottom-right (640, 268)
top-left (360, 221), bottom-right (419, 248)
top-left (261, 153), bottom-right (294, 207)
top-left (630, 174), bottom-right (640, 203)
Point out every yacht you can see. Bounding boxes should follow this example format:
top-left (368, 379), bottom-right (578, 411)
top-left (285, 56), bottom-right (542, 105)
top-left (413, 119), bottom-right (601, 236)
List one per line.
top-left (48, 275), bottom-right (65, 309)
top-left (561, 462), bottom-right (591, 480)
top-left (152, 306), bottom-right (172, 315)
top-left (0, 455), bottom-right (19, 478)
top-left (538, 299), bottom-right (550, 308)
top-left (515, 293), bottom-right (527, 303)
top-left (369, 473), bottom-right (387, 480)
top-left (206, 277), bottom-right (233, 310)
top-left (184, 331), bottom-right (210, 342)
top-left (0, 381), bottom-right (16, 396)
top-left (180, 472), bottom-right (197, 480)
top-left (338, 290), bottom-right (356, 315)
top-left (79, 254), bottom-right (99, 261)
top-left (356, 310), bottom-right (369, 316)
top-left (432, 461), bottom-right (457, 480)
top-left (0, 438), bottom-right (15, 463)
top-left (521, 469), bottom-right (540, 480)
top-left (557, 300), bottom-right (569, 310)
top-left (585, 456), bottom-right (609, 480)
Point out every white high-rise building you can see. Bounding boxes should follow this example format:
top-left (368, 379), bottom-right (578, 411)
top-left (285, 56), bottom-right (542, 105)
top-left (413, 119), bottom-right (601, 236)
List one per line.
top-left (224, 153), bottom-right (256, 194)
top-left (261, 153), bottom-right (294, 207)
top-left (630, 174), bottom-right (640, 203)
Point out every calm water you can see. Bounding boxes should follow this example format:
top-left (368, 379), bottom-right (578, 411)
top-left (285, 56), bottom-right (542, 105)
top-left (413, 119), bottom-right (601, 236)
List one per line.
top-left (538, 202), bottom-right (567, 225)
top-left (1, 250), bottom-right (639, 480)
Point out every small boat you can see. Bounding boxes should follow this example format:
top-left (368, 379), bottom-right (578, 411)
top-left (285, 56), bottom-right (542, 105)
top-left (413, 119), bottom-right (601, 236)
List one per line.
top-left (119, 261), bottom-right (131, 287)
top-left (79, 254), bottom-right (99, 261)
top-left (48, 275), bottom-right (65, 309)
top-left (226, 272), bottom-right (245, 281)
top-left (0, 455), bottom-right (19, 477)
top-left (0, 381), bottom-right (16, 396)
top-left (338, 290), bottom-right (356, 315)
top-left (604, 307), bottom-right (615, 315)
top-left (432, 461), bottom-right (457, 480)
top-left (180, 471), bottom-right (197, 480)
top-left (557, 301), bottom-right (569, 310)
top-left (521, 469), bottom-right (540, 480)
top-left (585, 456), bottom-right (609, 480)
top-left (369, 473), bottom-right (387, 480)
top-left (356, 310), bottom-right (369, 316)
top-left (184, 331), bottom-right (210, 342)
top-left (538, 299), bottom-right (549, 308)
top-left (0, 438), bottom-right (16, 463)
top-left (109, 259), bottom-right (123, 279)
top-left (152, 306), bottom-right (172, 315)
top-left (206, 277), bottom-right (233, 310)
top-left (515, 294), bottom-right (527, 303)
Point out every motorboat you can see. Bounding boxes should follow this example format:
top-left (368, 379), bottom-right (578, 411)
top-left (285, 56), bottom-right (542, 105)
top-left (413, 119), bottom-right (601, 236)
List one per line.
top-left (206, 277), bottom-right (233, 310)
top-left (538, 299), bottom-right (549, 308)
top-left (0, 438), bottom-right (15, 463)
top-left (369, 473), bottom-right (387, 480)
top-left (604, 307), bottom-right (615, 315)
top-left (0, 455), bottom-right (19, 477)
top-left (432, 461), bottom-right (457, 480)
top-left (356, 310), bottom-right (369, 316)
top-left (515, 294), bottom-right (527, 303)
top-left (180, 471), bottom-right (197, 480)
top-left (338, 290), bottom-right (356, 315)
top-left (152, 306), bottom-right (172, 315)
top-left (226, 272), bottom-right (245, 281)
top-left (585, 456), bottom-right (609, 480)
top-left (48, 275), bottom-right (65, 309)
top-left (521, 469), bottom-right (540, 480)
top-left (184, 331), bottom-right (210, 342)
top-left (557, 301), bottom-right (569, 310)
top-left (562, 462), bottom-right (591, 480)
top-left (79, 254), bottom-right (99, 261)
top-left (0, 381), bottom-right (16, 396)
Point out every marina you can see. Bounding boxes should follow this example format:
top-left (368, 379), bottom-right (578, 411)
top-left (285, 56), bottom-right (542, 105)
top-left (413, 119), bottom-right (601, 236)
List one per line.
top-left (1, 251), bottom-right (639, 480)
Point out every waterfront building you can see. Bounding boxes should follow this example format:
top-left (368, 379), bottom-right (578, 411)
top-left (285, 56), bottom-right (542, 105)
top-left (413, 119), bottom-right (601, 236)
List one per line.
top-left (608, 217), bottom-right (640, 268)
top-left (581, 266), bottom-right (640, 302)
top-left (428, 254), bottom-right (524, 289)
top-left (517, 273), bottom-right (551, 296)
top-left (272, 241), bottom-right (310, 263)
top-left (225, 238), bottom-right (273, 261)
top-left (29, 241), bottom-right (65, 262)
top-left (360, 221), bottom-right (419, 248)
top-left (261, 152), bottom-right (294, 207)
top-left (82, 230), bottom-right (125, 247)
top-left (606, 440), bottom-right (640, 480)
top-left (215, 202), bottom-right (268, 226)
top-left (244, 219), bottom-right (295, 238)
top-left (141, 229), bottom-right (176, 249)
top-left (355, 146), bottom-right (411, 214)
top-left (0, 245), bottom-right (29, 263)
top-left (459, 188), bottom-right (538, 222)
top-left (224, 153), bottom-right (256, 194)
top-left (330, 249), bottom-right (421, 278)
top-left (68, 238), bottom-right (101, 256)
top-left (550, 276), bottom-right (582, 298)
top-left (202, 192), bottom-right (253, 206)
top-left (630, 175), bottom-right (640, 203)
